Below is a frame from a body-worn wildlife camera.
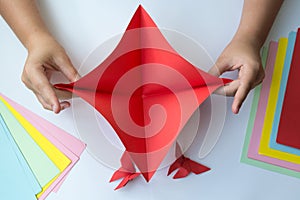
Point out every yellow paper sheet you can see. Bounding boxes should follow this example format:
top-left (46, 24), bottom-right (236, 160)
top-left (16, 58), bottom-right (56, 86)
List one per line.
top-left (258, 38), bottom-right (300, 164)
top-left (0, 97), bottom-right (71, 196)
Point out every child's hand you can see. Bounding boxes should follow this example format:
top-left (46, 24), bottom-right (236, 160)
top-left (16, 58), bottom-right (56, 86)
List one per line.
top-left (209, 38), bottom-right (265, 114)
top-left (207, 0), bottom-right (283, 114)
top-left (21, 34), bottom-right (79, 113)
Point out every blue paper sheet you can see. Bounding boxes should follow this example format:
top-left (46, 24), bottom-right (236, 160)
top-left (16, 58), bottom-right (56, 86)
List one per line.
top-left (0, 115), bottom-right (41, 195)
top-left (0, 100), bottom-right (59, 186)
top-left (0, 115), bottom-right (37, 200)
top-left (269, 31), bottom-right (300, 155)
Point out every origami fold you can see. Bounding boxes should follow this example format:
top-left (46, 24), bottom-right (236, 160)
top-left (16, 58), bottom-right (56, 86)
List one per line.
top-left (109, 151), bottom-right (141, 190)
top-left (55, 5), bottom-right (230, 183)
top-left (167, 142), bottom-right (210, 179)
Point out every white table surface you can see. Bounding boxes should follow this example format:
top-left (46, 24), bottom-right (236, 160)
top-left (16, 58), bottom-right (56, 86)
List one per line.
top-left (1, 1), bottom-right (300, 200)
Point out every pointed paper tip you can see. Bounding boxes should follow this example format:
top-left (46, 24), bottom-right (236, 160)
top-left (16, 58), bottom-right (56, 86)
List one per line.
top-left (126, 5), bottom-right (157, 30)
top-left (54, 83), bottom-right (75, 93)
top-left (113, 173), bottom-right (140, 190)
top-left (141, 171), bottom-right (156, 182)
top-left (173, 168), bottom-right (189, 179)
top-left (136, 5), bottom-right (146, 15)
top-left (109, 168), bottom-right (130, 183)
top-left (114, 182), bottom-right (125, 190)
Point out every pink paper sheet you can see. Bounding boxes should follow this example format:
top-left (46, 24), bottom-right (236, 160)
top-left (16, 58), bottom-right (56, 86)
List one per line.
top-left (1, 94), bottom-right (86, 199)
top-left (248, 42), bottom-right (300, 171)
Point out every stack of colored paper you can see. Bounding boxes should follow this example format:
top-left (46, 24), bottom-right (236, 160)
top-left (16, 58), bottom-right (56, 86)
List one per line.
top-left (0, 93), bottom-right (86, 200)
top-left (241, 28), bottom-right (300, 178)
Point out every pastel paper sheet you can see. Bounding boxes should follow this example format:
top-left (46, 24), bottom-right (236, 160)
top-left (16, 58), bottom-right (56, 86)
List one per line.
top-left (276, 28), bottom-right (300, 150)
top-left (0, 93), bottom-right (86, 199)
top-left (55, 5), bottom-right (231, 182)
top-left (0, 96), bottom-right (72, 196)
top-left (258, 38), bottom-right (300, 164)
top-left (269, 32), bottom-right (300, 155)
top-left (241, 43), bottom-right (300, 177)
top-left (0, 98), bottom-right (60, 187)
top-left (0, 115), bottom-right (38, 200)
top-left (0, 114), bottom-right (41, 195)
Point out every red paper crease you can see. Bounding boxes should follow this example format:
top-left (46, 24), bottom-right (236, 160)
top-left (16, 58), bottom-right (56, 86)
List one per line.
top-left (167, 143), bottom-right (210, 179)
top-left (55, 5), bottom-right (230, 183)
top-left (110, 152), bottom-right (141, 190)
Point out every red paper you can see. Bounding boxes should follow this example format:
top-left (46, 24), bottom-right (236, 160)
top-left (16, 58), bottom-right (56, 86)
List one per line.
top-left (55, 5), bottom-right (230, 182)
top-left (167, 143), bottom-right (210, 179)
top-left (276, 28), bottom-right (300, 149)
top-left (109, 151), bottom-right (140, 190)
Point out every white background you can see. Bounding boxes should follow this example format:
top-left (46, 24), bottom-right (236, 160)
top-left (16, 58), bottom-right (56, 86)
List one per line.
top-left (1, 0), bottom-right (300, 200)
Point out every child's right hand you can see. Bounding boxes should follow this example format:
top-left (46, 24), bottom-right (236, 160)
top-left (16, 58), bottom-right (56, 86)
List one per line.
top-left (208, 37), bottom-right (265, 114)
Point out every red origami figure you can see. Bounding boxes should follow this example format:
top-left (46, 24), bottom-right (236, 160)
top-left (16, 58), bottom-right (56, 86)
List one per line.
top-left (55, 5), bottom-right (231, 190)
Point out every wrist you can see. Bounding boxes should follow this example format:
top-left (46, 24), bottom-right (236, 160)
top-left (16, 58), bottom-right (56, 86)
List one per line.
top-left (232, 27), bottom-right (266, 51)
top-left (24, 31), bottom-right (55, 52)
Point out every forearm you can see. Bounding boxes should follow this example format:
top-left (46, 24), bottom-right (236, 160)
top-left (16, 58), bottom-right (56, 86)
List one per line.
top-left (0, 0), bottom-right (51, 49)
top-left (233, 0), bottom-right (284, 50)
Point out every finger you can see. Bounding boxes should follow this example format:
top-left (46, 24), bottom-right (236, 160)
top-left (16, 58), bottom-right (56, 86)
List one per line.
top-left (232, 61), bottom-right (261, 114)
top-left (232, 68), bottom-right (255, 114)
top-left (36, 90), bottom-right (70, 111)
top-left (34, 93), bottom-right (53, 111)
top-left (22, 70), bottom-right (56, 111)
top-left (27, 67), bottom-right (61, 113)
top-left (232, 81), bottom-right (252, 114)
top-left (60, 101), bottom-right (71, 110)
top-left (55, 54), bottom-right (80, 82)
top-left (36, 93), bottom-right (70, 112)
top-left (214, 79), bottom-right (240, 96)
top-left (25, 70), bottom-right (77, 101)
top-left (208, 58), bottom-right (230, 76)
top-left (54, 88), bottom-right (73, 100)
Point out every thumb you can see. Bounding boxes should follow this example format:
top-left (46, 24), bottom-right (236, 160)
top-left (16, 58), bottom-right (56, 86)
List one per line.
top-left (208, 58), bottom-right (229, 77)
top-left (56, 53), bottom-right (80, 82)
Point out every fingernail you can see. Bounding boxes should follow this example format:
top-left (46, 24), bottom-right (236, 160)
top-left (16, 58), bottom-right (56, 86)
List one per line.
top-left (234, 107), bottom-right (239, 114)
top-left (52, 105), bottom-right (59, 114)
top-left (60, 102), bottom-right (70, 111)
top-left (61, 104), bottom-right (70, 110)
top-left (232, 106), bottom-right (238, 114)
